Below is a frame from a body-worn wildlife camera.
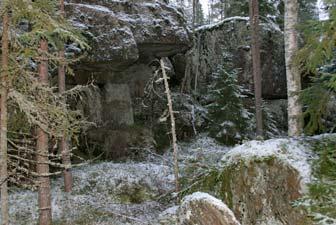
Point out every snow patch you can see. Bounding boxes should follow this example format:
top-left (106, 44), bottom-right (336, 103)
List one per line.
top-left (196, 16), bottom-right (249, 32)
top-left (68, 3), bottom-right (112, 13)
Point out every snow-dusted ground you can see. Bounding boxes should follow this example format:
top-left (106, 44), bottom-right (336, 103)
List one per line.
top-left (9, 163), bottom-right (174, 225)
top-left (7, 134), bottom-right (229, 225)
top-left (6, 134), bottom-right (325, 224)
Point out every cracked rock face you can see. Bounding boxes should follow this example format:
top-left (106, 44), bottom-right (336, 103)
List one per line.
top-left (66, 0), bottom-right (191, 72)
top-left (65, 0), bottom-right (192, 158)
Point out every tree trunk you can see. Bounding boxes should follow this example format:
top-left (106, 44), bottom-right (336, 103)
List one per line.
top-left (59, 0), bottom-right (72, 193)
top-left (37, 39), bottom-right (52, 225)
top-left (284, 0), bottom-right (303, 136)
top-left (1, 10), bottom-right (10, 225)
top-left (192, 0), bottom-right (196, 31)
top-left (160, 59), bottom-right (180, 200)
top-left (249, 0), bottom-right (263, 137)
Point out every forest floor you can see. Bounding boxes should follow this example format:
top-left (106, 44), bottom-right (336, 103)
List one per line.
top-left (8, 134), bottom-right (230, 225)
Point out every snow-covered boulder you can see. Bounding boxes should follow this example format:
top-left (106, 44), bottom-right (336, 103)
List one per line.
top-left (184, 138), bottom-right (315, 225)
top-left (219, 138), bottom-right (313, 225)
top-left (66, 0), bottom-right (191, 73)
top-left (178, 192), bottom-right (241, 225)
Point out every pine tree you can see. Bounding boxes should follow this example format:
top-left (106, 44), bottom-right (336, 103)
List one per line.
top-left (36, 38), bottom-right (52, 225)
top-left (207, 65), bottom-right (251, 145)
top-left (249, 0), bottom-right (263, 137)
top-left (58, 0), bottom-right (73, 193)
top-left (1, 3), bottom-right (10, 224)
top-left (297, 1), bottom-right (336, 134)
top-left (1, 1), bottom-right (89, 223)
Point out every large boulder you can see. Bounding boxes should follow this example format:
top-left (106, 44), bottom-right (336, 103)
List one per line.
top-left (66, 0), bottom-right (191, 74)
top-left (186, 138), bottom-right (314, 225)
top-left (220, 139), bottom-right (312, 225)
top-left (65, 0), bottom-right (192, 158)
top-left (186, 17), bottom-right (286, 99)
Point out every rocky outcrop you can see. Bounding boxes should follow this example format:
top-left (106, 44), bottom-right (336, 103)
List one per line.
top-left (64, 0), bottom-right (192, 158)
top-left (66, 0), bottom-right (191, 75)
top-left (179, 192), bottom-right (241, 225)
top-left (187, 17), bottom-right (286, 99)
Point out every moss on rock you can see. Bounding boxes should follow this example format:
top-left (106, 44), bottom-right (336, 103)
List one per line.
top-left (181, 139), bottom-right (315, 225)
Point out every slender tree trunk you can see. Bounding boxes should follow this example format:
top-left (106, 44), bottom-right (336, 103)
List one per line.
top-left (160, 59), bottom-right (180, 200)
top-left (1, 10), bottom-right (10, 225)
top-left (192, 0), bottom-right (196, 31)
top-left (37, 39), bottom-right (52, 225)
top-left (284, 0), bottom-right (303, 136)
top-left (249, 0), bottom-right (263, 137)
top-left (59, 0), bottom-right (72, 193)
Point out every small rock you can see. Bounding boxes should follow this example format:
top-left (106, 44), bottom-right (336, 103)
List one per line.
top-left (179, 192), bottom-right (241, 225)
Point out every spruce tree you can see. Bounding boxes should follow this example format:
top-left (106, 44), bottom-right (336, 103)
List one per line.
top-left (1, 0), bottom-right (89, 224)
top-left (207, 65), bottom-right (251, 145)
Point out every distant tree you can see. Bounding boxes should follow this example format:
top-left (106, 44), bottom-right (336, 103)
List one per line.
top-left (207, 65), bottom-right (251, 145)
top-left (296, 0), bottom-right (336, 134)
top-left (192, 0), bottom-right (205, 29)
top-left (284, 0), bottom-right (303, 136)
top-left (249, 0), bottom-right (263, 137)
top-left (58, 0), bottom-right (73, 193)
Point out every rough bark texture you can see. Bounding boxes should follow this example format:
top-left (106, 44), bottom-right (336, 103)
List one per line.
top-left (37, 39), bottom-right (52, 225)
top-left (249, 0), bottom-right (263, 136)
top-left (0, 11), bottom-right (9, 225)
top-left (160, 59), bottom-right (180, 196)
top-left (284, 0), bottom-right (303, 136)
top-left (179, 192), bottom-right (241, 225)
top-left (59, 0), bottom-right (73, 193)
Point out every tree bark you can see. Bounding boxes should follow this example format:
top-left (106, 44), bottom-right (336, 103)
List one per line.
top-left (59, 0), bottom-right (72, 193)
top-left (284, 0), bottom-right (303, 136)
top-left (160, 59), bottom-right (180, 200)
top-left (192, 0), bottom-right (196, 31)
top-left (1, 10), bottom-right (10, 225)
top-left (249, 0), bottom-right (263, 137)
top-left (37, 39), bottom-right (52, 225)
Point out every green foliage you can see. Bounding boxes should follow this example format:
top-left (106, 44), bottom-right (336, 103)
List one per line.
top-left (301, 77), bottom-right (336, 134)
top-left (295, 137), bottom-right (336, 224)
top-left (296, 17), bottom-right (336, 76)
top-left (207, 65), bottom-right (251, 145)
top-left (210, 0), bottom-right (316, 27)
top-left (249, 101), bottom-right (281, 138)
top-left (195, 1), bottom-right (205, 26)
top-left (2, 0), bottom-right (91, 138)
top-left (295, 1), bottom-right (336, 135)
